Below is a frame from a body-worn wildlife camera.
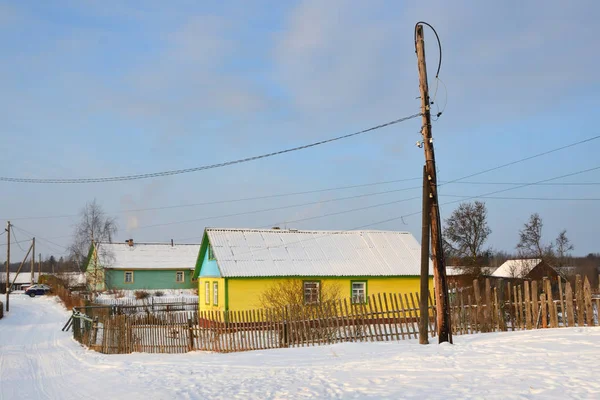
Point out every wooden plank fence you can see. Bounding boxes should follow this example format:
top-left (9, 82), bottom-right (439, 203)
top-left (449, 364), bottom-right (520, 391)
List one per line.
top-left (69, 275), bottom-right (600, 355)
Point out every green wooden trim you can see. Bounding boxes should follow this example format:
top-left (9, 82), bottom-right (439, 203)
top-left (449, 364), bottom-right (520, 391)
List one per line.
top-left (192, 231), bottom-right (209, 280)
top-left (82, 242), bottom-right (96, 272)
top-left (350, 280), bottom-right (368, 304)
top-left (224, 278), bottom-right (229, 311)
top-left (212, 281), bottom-right (218, 306)
top-left (204, 281), bottom-right (210, 305)
top-left (302, 279), bottom-right (321, 304)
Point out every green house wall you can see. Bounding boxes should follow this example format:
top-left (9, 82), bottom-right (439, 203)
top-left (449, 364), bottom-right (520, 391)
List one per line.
top-left (105, 269), bottom-right (196, 290)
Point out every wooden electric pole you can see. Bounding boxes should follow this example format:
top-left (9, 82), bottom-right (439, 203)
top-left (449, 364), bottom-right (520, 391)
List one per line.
top-left (31, 238), bottom-right (35, 284)
top-left (419, 165), bottom-right (430, 344)
top-left (38, 253), bottom-right (42, 276)
top-left (415, 23), bottom-right (452, 343)
top-left (5, 221), bottom-right (10, 312)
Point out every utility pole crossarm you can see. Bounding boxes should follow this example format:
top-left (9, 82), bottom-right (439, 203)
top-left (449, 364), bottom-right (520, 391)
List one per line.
top-left (415, 23), bottom-right (452, 344)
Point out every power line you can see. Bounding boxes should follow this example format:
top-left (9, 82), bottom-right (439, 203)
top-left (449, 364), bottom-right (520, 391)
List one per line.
top-left (10, 227), bottom-right (26, 252)
top-left (177, 194), bottom-right (424, 242)
top-left (439, 135), bottom-right (600, 187)
top-left (440, 195), bottom-right (600, 201)
top-left (5, 132), bottom-right (598, 222)
top-left (440, 181), bottom-right (600, 186)
top-left (12, 226), bottom-right (69, 253)
top-left (135, 186), bottom-right (423, 231)
top-left (1, 177), bottom-right (423, 221)
top-left (171, 167), bottom-right (600, 255)
top-left (0, 113), bottom-right (421, 184)
top-left (367, 165), bottom-right (600, 228)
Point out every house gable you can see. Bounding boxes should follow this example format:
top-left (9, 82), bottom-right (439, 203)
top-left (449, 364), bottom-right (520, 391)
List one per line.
top-left (193, 231), bottom-right (222, 279)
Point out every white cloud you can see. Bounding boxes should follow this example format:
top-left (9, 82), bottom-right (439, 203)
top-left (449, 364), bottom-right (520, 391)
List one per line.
top-left (273, 0), bottom-right (600, 128)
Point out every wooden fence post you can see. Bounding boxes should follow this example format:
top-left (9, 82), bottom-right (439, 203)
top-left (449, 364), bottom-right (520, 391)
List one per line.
top-left (557, 278), bottom-right (565, 327)
top-left (565, 282), bottom-right (575, 327)
top-left (187, 317), bottom-right (195, 351)
top-left (493, 287), bottom-right (500, 332)
top-left (474, 279), bottom-right (482, 333)
top-left (91, 316), bottom-right (99, 347)
top-left (73, 313), bottom-right (81, 342)
top-left (540, 293), bottom-right (547, 328)
top-left (531, 280), bottom-right (539, 328)
top-left (485, 279), bottom-right (492, 332)
top-left (507, 282), bottom-right (514, 331)
top-left (524, 281), bottom-right (532, 330)
top-left (584, 277), bottom-right (594, 326)
top-left (576, 275), bottom-right (584, 326)
top-left (497, 280), bottom-right (506, 331)
top-left (544, 278), bottom-right (557, 328)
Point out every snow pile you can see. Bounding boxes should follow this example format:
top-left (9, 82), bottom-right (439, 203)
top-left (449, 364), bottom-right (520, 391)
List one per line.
top-left (1, 295), bottom-right (599, 399)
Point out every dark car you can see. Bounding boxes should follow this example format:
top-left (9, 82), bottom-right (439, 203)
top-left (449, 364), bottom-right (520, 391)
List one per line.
top-left (25, 284), bottom-right (51, 297)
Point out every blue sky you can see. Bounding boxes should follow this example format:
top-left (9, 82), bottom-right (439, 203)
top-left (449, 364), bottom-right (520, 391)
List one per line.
top-left (1, 0), bottom-right (600, 261)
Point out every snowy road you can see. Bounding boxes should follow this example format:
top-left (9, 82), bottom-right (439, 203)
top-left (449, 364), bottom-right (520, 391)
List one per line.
top-left (1, 296), bottom-right (600, 399)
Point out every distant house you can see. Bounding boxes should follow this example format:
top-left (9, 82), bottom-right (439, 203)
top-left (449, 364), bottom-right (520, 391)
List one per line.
top-left (193, 228), bottom-right (433, 312)
top-left (84, 240), bottom-right (201, 291)
top-left (55, 271), bottom-right (87, 291)
top-left (1, 272), bottom-right (41, 291)
top-left (491, 259), bottom-right (558, 280)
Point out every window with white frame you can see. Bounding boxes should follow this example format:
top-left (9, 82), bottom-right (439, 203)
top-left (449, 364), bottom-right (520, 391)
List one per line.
top-left (124, 271), bottom-right (134, 283)
top-left (176, 271), bottom-right (184, 283)
top-left (205, 282), bottom-right (210, 304)
top-left (208, 245), bottom-right (215, 260)
top-left (213, 282), bottom-right (218, 305)
top-left (303, 281), bottom-right (320, 304)
top-left (351, 281), bottom-right (367, 304)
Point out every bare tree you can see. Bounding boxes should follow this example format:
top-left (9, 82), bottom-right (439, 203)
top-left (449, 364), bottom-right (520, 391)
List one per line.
top-left (555, 230), bottom-right (574, 267)
top-left (259, 279), bottom-right (343, 343)
top-left (516, 213), bottom-right (554, 263)
top-left (69, 199), bottom-right (117, 268)
top-left (443, 201), bottom-right (491, 276)
top-left (259, 279), bottom-right (342, 312)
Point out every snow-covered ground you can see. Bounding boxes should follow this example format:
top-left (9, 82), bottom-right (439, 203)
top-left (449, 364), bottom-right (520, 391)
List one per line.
top-left (1, 295), bottom-right (599, 399)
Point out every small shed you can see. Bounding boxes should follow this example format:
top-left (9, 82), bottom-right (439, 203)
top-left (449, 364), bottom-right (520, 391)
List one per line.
top-left (491, 259), bottom-right (558, 280)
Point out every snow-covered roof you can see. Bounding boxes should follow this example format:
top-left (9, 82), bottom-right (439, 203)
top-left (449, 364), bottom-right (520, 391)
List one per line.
top-left (1, 272), bottom-right (41, 285)
top-left (205, 228), bottom-right (432, 277)
top-left (97, 242), bottom-right (200, 270)
top-left (55, 272), bottom-right (87, 285)
top-left (491, 259), bottom-right (543, 278)
top-left (446, 266), bottom-right (466, 276)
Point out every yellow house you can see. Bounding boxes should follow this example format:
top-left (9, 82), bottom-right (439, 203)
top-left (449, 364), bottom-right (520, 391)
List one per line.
top-left (193, 228), bottom-right (433, 312)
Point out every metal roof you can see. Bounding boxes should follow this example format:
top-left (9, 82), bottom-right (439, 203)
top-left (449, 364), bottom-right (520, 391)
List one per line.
top-left (97, 242), bottom-right (200, 270)
top-left (205, 228), bottom-right (432, 277)
top-left (491, 259), bottom-right (543, 278)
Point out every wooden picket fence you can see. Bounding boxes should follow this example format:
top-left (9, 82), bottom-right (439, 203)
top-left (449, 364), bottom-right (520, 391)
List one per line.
top-left (69, 274), bottom-right (600, 354)
top-left (71, 291), bottom-right (438, 354)
top-left (448, 274), bottom-right (599, 334)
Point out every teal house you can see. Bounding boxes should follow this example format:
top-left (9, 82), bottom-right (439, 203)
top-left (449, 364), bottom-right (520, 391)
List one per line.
top-left (84, 240), bottom-right (200, 291)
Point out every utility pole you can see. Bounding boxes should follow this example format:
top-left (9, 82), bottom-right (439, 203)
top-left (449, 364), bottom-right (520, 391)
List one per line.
top-left (415, 23), bottom-right (451, 343)
top-left (38, 253), bottom-right (42, 276)
top-left (419, 165), bottom-right (430, 344)
top-left (5, 221), bottom-right (10, 312)
top-left (31, 238), bottom-right (35, 284)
